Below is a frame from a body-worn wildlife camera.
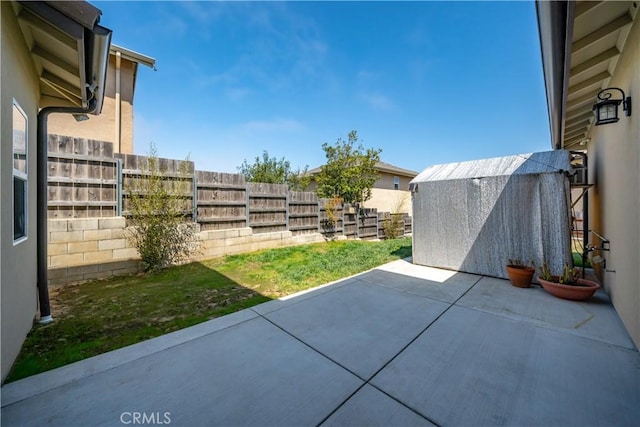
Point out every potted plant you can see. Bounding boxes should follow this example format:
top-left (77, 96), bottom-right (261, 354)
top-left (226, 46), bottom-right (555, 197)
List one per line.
top-left (506, 259), bottom-right (535, 288)
top-left (537, 261), bottom-right (600, 301)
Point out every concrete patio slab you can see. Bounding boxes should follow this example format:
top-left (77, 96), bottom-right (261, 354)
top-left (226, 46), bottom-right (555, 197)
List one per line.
top-left (265, 278), bottom-right (450, 379)
top-left (2, 316), bottom-right (362, 427)
top-left (1, 308), bottom-right (259, 406)
top-left (361, 265), bottom-right (481, 303)
top-left (321, 384), bottom-right (436, 427)
top-left (457, 276), bottom-right (636, 349)
top-left (3, 261), bottom-right (639, 427)
top-left (372, 305), bottom-right (640, 427)
top-left (250, 277), bottom-right (357, 316)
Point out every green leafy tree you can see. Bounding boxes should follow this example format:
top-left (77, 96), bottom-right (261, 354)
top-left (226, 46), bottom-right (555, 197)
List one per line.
top-left (126, 144), bottom-right (199, 272)
top-left (238, 151), bottom-right (310, 191)
top-left (316, 131), bottom-right (381, 206)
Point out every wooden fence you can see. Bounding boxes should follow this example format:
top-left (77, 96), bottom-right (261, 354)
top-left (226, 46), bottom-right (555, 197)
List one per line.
top-left (47, 134), bottom-right (118, 218)
top-left (46, 135), bottom-right (412, 238)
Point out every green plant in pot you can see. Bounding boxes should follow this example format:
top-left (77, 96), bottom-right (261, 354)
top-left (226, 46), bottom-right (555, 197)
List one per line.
top-left (537, 261), bottom-right (600, 301)
top-left (506, 259), bottom-right (535, 288)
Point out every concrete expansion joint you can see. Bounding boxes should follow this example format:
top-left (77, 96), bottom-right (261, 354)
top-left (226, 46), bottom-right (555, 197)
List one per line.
top-left (254, 312), bottom-right (441, 426)
top-left (254, 280), bottom-right (454, 427)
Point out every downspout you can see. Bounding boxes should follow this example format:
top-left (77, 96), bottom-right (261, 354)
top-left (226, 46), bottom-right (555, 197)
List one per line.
top-left (36, 99), bottom-right (98, 324)
top-left (115, 50), bottom-right (121, 153)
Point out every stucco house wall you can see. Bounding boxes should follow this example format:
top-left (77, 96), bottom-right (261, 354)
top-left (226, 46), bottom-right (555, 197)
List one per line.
top-left (362, 172), bottom-right (413, 213)
top-left (307, 163), bottom-right (416, 214)
top-left (1, 0), bottom-right (40, 381)
top-left (587, 17), bottom-right (639, 347)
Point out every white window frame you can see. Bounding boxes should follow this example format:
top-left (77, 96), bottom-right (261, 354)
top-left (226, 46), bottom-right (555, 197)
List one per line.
top-left (13, 99), bottom-right (28, 245)
top-left (393, 176), bottom-right (400, 190)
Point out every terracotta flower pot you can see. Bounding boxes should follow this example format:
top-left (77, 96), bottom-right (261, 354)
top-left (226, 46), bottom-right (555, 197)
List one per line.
top-left (506, 265), bottom-right (535, 288)
top-left (538, 276), bottom-right (600, 301)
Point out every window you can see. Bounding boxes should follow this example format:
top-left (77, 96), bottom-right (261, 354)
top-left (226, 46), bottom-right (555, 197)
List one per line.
top-left (394, 176), bottom-right (400, 190)
top-left (13, 100), bottom-right (28, 243)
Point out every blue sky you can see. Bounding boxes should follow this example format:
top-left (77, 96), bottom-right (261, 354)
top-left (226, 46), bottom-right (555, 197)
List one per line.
top-left (94, 1), bottom-right (551, 174)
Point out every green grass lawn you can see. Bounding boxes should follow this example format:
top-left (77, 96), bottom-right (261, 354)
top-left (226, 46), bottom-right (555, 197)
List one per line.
top-left (6, 237), bottom-right (411, 382)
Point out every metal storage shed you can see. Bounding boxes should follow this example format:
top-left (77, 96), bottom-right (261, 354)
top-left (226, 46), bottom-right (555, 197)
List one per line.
top-left (410, 151), bottom-right (573, 279)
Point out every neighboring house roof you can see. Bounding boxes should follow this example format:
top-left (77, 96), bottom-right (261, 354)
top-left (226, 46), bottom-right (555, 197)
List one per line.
top-left (110, 44), bottom-right (156, 69)
top-left (536, 0), bottom-right (637, 150)
top-left (308, 161), bottom-right (419, 178)
top-left (109, 44), bottom-right (156, 101)
top-left (14, 0), bottom-right (112, 114)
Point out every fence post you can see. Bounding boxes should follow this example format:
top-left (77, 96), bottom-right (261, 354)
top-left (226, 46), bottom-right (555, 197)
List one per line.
top-left (286, 192), bottom-right (290, 231)
top-left (245, 184), bottom-right (250, 228)
top-left (192, 173), bottom-right (198, 223)
top-left (116, 158), bottom-right (123, 216)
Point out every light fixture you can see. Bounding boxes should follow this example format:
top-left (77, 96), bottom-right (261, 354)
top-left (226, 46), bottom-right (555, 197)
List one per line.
top-left (593, 87), bottom-right (632, 126)
top-left (72, 113), bottom-right (89, 122)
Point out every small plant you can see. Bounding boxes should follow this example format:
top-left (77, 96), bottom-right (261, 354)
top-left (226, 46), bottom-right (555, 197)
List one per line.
top-left (324, 195), bottom-right (343, 225)
top-left (382, 213), bottom-right (404, 240)
top-left (559, 264), bottom-right (581, 285)
top-left (382, 195), bottom-right (409, 240)
top-left (538, 261), bottom-right (581, 285)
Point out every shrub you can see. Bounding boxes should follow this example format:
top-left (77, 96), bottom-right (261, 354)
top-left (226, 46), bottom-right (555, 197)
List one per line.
top-left (126, 145), bottom-right (199, 272)
top-left (382, 213), bottom-right (404, 240)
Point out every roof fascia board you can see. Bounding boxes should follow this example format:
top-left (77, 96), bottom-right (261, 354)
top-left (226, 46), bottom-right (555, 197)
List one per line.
top-left (44, 0), bottom-right (101, 30)
top-left (535, 0), bottom-right (575, 150)
top-left (110, 44), bottom-right (156, 69)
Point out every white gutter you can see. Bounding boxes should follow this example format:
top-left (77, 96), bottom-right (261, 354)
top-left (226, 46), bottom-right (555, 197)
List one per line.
top-left (535, 0), bottom-right (575, 149)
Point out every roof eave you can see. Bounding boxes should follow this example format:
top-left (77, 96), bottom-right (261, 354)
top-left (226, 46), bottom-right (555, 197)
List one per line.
top-left (17, 0), bottom-right (112, 113)
top-left (535, 0), bottom-right (575, 150)
top-left (110, 44), bottom-right (156, 69)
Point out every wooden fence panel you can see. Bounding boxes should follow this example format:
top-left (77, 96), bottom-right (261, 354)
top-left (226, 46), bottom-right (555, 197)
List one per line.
top-left (196, 171), bottom-right (247, 231)
top-left (248, 183), bottom-right (288, 234)
top-left (403, 213), bottom-right (412, 234)
top-left (47, 135), bottom-right (117, 218)
top-left (318, 198), bottom-right (344, 238)
top-left (343, 204), bottom-right (358, 239)
top-left (288, 191), bottom-right (319, 235)
top-left (45, 135), bottom-right (412, 239)
top-left (358, 208), bottom-right (379, 240)
top-left (118, 153), bottom-right (194, 221)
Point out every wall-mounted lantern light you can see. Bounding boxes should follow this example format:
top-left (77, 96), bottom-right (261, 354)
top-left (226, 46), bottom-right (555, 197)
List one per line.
top-left (593, 87), bottom-right (632, 126)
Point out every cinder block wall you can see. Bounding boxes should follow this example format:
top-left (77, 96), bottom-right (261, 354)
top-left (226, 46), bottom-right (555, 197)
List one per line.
top-left (48, 218), bottom-right (140, 285)
top-left (48, 218), bottom-right (324, 285)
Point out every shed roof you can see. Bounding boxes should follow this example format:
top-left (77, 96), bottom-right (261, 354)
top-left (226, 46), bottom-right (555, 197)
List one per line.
top-left (411, 150), bottom-right (571, 183)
